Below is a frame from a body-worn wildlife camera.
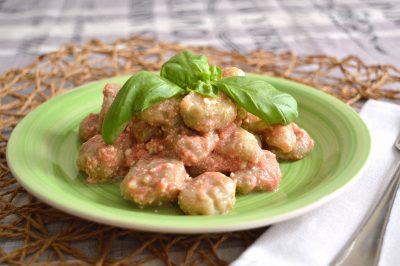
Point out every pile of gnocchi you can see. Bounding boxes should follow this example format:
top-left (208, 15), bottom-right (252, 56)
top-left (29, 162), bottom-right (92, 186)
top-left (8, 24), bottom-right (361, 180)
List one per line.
top-left (77, 53), bottom-right (314, 215)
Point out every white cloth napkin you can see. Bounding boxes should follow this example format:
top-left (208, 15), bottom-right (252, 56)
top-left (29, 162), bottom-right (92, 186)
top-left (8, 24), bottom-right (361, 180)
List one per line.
top-left (231, 99), bottom-right (400, 266)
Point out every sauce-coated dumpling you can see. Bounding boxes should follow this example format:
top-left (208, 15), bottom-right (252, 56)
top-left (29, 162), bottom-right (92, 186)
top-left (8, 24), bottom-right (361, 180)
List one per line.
top-left (179, 92), bottom-right (237, 133)
top-left (98, 83), bottom-right (121, 126)
top-left (126, 118), bottom-right (162, 143)
top-left (262, 124), bottom-right (296, 153)
top-left (174, 131), bottom-right (219, 166)
top-left (79, 113), bottom-right (100, 142)
top-left (272, 123), bottom-right (314, 160)
top-left (121, 157), bottom-right (190, 206)
top-left (140, 98), bottom-right (182, 128)
top-left (178, 172), bottom-right (236, 215)
top-left (76, 134), bottom-right (131, 183)
top-left (215, 124), bottom-right (262, 163)
top-left (231, 150), bottom-right (281, 194)
top-left (222, 67), bottom-right (245, 77)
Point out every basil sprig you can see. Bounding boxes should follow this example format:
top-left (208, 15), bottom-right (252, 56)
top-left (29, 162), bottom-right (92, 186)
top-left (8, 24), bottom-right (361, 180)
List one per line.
top-left (101, 51), bottom-right (298, 144)
top-left (161, 51), bottom-right (221, 97)
top-left (160, 51), bottom-right (211, 88)
top-left (102, 71), bottom-right (184, 144)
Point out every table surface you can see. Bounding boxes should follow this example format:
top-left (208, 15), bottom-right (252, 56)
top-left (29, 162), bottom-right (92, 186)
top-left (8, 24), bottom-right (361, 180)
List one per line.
top-left (1, 0), bottom-right (400, 74)
top-left (1, 0), bottom-right (400, 264)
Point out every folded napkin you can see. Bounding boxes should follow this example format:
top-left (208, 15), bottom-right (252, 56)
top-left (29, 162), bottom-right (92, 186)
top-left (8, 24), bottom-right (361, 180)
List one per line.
top-left (232, 100), bottom-right (400, 266)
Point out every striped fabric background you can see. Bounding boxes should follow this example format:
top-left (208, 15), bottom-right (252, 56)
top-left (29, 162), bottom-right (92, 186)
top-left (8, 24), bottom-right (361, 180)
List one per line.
top-left (1, 0), bottom-right (400, 74)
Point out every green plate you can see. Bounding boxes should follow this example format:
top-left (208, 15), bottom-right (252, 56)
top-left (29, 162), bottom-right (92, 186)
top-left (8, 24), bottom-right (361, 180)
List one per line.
top-left (6, 75), bottom-right (370, 233)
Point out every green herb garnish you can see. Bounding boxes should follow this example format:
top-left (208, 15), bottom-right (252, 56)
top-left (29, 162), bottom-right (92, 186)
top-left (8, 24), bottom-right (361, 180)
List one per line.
top-left (160, 51), bottom-right (221, 97)
top-left (102, 51), bottom-right (298, 144)
top-left (215, 76), bottom-right (298, 125)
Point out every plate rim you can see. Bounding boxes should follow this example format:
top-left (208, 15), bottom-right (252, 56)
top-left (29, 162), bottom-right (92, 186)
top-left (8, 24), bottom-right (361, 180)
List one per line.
top-left (6, 75), bottom-right (371, 233)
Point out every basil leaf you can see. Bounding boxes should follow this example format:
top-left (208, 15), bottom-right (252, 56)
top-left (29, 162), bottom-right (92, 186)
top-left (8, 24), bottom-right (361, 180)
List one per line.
top-left (192, 80), bottom-right (219, 97)
top-left (160, 51), bottom-right (211, 88)
top-left (102, 71), bottom-right (185, 144)
top-left (215, 76), bottom-right (298, 125)
top-left (209, 65), bottom-right (222, 81)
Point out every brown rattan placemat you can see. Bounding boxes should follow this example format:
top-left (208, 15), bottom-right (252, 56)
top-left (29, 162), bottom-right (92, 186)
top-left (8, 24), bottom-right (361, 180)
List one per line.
top-left (1, 36), bottom-right (399, 265)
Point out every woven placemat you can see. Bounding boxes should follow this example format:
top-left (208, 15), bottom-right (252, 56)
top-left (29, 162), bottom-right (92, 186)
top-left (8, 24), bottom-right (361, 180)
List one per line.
top-left (1, 36), bottom-right (399, 265)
